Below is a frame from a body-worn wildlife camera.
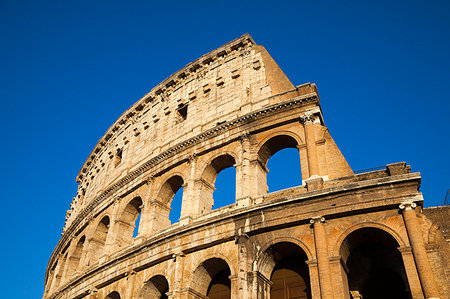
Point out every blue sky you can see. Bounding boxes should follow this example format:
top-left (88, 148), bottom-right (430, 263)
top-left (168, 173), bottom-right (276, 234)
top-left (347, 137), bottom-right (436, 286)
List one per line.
top-left (0, 0), bottom-right (449, 297)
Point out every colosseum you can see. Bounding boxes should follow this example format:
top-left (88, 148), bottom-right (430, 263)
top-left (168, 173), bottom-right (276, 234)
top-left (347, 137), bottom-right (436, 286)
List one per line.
top-left (44, 34), bottom-right (449, 299)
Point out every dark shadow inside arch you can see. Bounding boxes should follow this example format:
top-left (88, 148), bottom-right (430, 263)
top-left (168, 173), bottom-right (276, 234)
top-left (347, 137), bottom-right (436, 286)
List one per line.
top-left (340, 228), bottom-right (411, 299)
top-left (139, 275), bottom-right (169, 299)
top-left (90, 216), bottom-right (110, 262)
top-left (192, 258), bottom-right (231, 299)
top-left (268, 242), bottom-right (311, 299)
top-left (105, 291), bottom-right (121, 299)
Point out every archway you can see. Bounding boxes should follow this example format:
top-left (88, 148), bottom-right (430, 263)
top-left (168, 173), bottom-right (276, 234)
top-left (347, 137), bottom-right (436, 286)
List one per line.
top-left (258, 135), bottom-right (302, 194)
top-left (199, 154), bottom-right (236, 213)
top-left (66, 236), bottom-right (85, 277)
top-left (117, 197), bottom-right (142, 245)
top-left (265, 242), bottom-right (311, 299)
top-left (340, 228), bottom-right (411, 299)
top-left (191, 258), bottom-right (232, 299)
top-left (88, 216), bottom-right (110, 264)
top-left (139, 275), bottom-right (169, 299)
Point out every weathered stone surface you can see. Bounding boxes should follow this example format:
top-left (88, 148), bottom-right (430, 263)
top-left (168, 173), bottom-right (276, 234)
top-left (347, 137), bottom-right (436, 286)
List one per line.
top-left (44, 34), bottom-right (449, 299)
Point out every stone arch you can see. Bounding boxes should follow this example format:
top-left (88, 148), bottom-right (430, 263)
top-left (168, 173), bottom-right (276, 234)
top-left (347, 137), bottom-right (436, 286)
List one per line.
top-left (257, 241), bottom-right (311, 299)
top-left (50, 252), bottom-right (68, 292)
top-left (339, 227), bottom-right (411, 299)
top-left (87, 215), bottom-right (110, 265)
top-left (255, 133), bottom-right (304, 195)
top-left (66, 235), bottom-right (86, 278)
top-left (256, 131), bottom-right (303, 166)
top-left (332, 222), bottom-right (407, 257)
top-left (197, 153), bottom-right (237, 213)
top-left (156, 174), bottom-right (185, 206)
top-left (116, 196), bottom-right (143, 245)
top-left (148, 174), bottom-right (185, 232)
top-left (105, 291), bottom-right (121, 299)
top-left (257, 240), bottom-right (311, 281)
top-left (190, 257), bottom-right (233, 298)
top-left (138, 275), bottom-right (169, 299)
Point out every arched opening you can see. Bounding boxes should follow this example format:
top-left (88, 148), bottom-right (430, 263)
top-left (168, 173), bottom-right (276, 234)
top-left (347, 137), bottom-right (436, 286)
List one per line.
top-left (150, 175), bottom-right (184, 232)
top-left (50, 252), bottom-right (67, 291)
top-left (199, 154), bottom-right (236, 213)
top-left (213, 166), bottom-right (236, 209)
top-left (170, 187), bottom-right (183, 224)
top-left (139, 275), bottom-right (169, 299)
top-left (258, 135), bottom-right (302, 194)
top-left (105, 291), bottom-right (121, 299)
top-left (88, 216), bottom-right (110, 264)
top-left (66, 236), bottom-right (86, 277)
top-left (117, 197), bottom-right (142, 246)
top-left (191, 258), bottom-right (232, 299)
top-left (266, 242), bottom-right (311, 299)
top-left (340, 228), bottom-right (411, 299)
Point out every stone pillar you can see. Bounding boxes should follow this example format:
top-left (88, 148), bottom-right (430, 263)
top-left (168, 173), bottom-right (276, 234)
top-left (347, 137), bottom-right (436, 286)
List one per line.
top-left (229, 274), bottom-right (240, 299)
top-left (123, 270), bottom-right (137, 299)
top-left (328, 256), bottom-right (350, 299)
top-left (236, 134), bottom-right (253, 207)
top-left (306, 259), bottom-right (321, 299)
top-left (251, 271), bottom-right (272, 299)
top-left (180, 154), bottom-right (198, 224)
top-left (310, 216), bottom-right (333, 298)
top-left (137, 178), bottom-right (154, 237)
top-left (104, 198), bottom-right (121, 255)
top-left (400, 201), bottom-right (440, 299)
top-left (300, 113), bottom-right (319, 178)
top-left (398, 246), bottom-right (424, 299)
top-left (171, 252), bottom-right (185, 299)
top-left (236, 232), bottom-right (251, 298)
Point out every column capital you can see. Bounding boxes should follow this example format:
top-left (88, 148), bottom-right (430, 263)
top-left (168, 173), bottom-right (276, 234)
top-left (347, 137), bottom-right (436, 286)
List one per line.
top-left (399, 201), bottom-right (417, 210)
top-left (299, 112), bottom-right (316, 125)
top-left (310, 216), bottom-right (325, 224)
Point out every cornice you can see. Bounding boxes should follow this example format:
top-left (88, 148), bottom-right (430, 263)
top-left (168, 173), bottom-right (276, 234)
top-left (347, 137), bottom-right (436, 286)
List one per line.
top-left (47, 171), bottom-right (421, 298)
top-left (77, 33), bottom-right (255, 181)
top-left (46, 92), bottom-right (318, 280)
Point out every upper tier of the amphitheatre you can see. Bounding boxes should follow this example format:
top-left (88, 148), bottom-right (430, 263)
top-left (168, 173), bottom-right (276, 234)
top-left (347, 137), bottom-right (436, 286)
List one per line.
top-left (67, 34), bottom-right (299, 227)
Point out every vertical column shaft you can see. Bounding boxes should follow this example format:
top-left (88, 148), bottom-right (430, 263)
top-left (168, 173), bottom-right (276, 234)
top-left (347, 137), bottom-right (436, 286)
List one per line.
top-left (311, 216), bottom-right (333, 298)
top-left (400, 202), bottom-right (440, 299)
top-left (301, 113), bottom-right (319, 177)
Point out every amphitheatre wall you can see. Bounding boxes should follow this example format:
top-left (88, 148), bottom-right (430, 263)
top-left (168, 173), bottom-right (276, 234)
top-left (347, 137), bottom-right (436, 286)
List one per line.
top-left (44, 34), bottom-right (449, 299)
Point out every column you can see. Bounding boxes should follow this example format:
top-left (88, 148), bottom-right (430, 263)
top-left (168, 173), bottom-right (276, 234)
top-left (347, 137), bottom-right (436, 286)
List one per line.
top-left (310, 216), bottom-right (333, 298)
top-left (236, 133), bottom-right (253, 207)
top-left (400, 201), bottom-right (440, 299)
top-left (306, 259), bottom-right (321, 299)
top-left (171, 252), bottom-right (185, 299)
top-left (300, 113), bottom-right (319, 178)
top-left (180, 154), bottom-right (198, 224)
top-left (398, 246), bottom-right (424, 299)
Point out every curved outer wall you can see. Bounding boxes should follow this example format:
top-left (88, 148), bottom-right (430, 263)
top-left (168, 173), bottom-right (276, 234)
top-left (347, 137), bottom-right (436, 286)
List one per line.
top-left (44, 34), bottom-right (449, 299)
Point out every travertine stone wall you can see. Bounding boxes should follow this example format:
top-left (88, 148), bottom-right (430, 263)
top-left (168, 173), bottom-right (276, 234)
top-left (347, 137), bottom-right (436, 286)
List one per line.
top-left (44, 35), bottom-right (449, 299)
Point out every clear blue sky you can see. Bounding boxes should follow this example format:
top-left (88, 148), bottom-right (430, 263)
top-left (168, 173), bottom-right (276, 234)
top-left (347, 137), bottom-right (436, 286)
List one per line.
top-left (1, 1), bottom-right (449, 297)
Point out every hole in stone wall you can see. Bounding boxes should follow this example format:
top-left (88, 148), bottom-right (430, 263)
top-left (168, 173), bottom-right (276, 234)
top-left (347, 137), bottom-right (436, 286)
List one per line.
top-left (267, 148), bottom-right (302, 192)
top-left (169, 187), bottom-right (183, 224)
top-left (176, 104), bottom-right (188, 121)
top-left (212, 166), bottom-right (236, 210)
top-left (132, 212), bottom-right (141, 238)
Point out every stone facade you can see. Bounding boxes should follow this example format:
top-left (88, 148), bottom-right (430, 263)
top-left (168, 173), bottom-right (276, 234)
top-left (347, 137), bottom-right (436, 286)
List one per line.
top-left (44, 34), bottom-right (449, 299)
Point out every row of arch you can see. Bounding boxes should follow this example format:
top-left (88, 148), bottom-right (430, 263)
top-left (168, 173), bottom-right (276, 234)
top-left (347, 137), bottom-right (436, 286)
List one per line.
top-left (49, 133), bottom-right (307, 293)
top-left (101, 227), bottom-right (411, 299)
